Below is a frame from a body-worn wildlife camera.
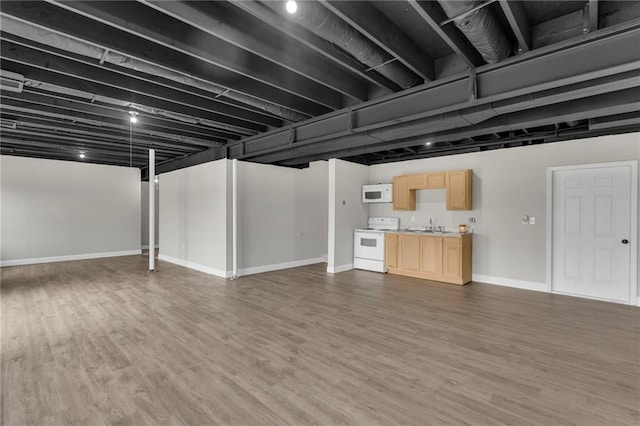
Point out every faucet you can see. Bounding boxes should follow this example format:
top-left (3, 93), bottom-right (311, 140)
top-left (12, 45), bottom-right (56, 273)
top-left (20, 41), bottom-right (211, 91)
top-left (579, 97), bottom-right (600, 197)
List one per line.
top-left (427, 218), bottom-right (433, 231)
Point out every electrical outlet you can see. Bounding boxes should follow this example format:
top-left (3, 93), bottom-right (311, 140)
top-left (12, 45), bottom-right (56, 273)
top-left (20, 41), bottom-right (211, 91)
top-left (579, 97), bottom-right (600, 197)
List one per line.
top-left (469, 217), bottom-right (476, 223)
top-left (410, 215), bottom-right (416, 222)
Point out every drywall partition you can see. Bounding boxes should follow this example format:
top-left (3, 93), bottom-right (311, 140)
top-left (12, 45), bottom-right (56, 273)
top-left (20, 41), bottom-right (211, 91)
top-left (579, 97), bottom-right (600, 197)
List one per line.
top-left (327, 158), bottom-right (370, 273)
top-left (236, 160), bottom-right (328, 275)
top-left (0, 156), bottom-right (141, 266)
top-left (369, 133), bottom-right (640, 295)
top-left (158, 159), bottom-right (230, 277)
top-left (141, 180), bottom-right (159, 249)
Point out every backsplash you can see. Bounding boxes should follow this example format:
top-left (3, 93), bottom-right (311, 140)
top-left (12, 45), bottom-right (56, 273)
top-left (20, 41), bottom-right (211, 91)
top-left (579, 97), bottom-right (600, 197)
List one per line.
top-left (369, 188), bottom-right (478, 231)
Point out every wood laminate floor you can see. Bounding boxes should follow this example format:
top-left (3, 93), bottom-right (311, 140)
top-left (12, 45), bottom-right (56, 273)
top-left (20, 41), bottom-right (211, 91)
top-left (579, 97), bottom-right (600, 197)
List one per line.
top-left (2, 256), bottom-right (639, 425)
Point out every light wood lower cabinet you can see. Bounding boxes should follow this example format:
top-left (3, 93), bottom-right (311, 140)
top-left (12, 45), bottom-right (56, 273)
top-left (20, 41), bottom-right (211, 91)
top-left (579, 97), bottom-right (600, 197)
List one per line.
top-left (385, 233), bottom-right (398, 269)
top-left (398, 234), bottom-right (420, 271)
top-left (386, 233), bottom-right (472, 285)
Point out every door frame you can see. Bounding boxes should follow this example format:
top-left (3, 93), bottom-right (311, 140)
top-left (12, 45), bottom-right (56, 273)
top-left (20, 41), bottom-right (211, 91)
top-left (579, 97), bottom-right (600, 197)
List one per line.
top-left (546, 160), bottom-right (638, 305)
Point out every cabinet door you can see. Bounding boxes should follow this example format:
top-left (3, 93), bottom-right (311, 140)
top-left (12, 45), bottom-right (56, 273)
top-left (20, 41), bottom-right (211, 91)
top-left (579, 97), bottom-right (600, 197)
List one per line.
top-left (409, 173), bottom-right (428, 189)
top-left (399, 234), bottom-right (420, 271)
top-left (393, 175), bottom-right (415, 210)
top-left (446, 170), bottom-right (472, 210)
top-left (442, 238), bottom-right (462, 279)
top-left (420, 236), bottom-right (443, 274)
top-left (386, 233), bottom-right (398, 269)
top-left (426, 172), bottom-right (445, 189)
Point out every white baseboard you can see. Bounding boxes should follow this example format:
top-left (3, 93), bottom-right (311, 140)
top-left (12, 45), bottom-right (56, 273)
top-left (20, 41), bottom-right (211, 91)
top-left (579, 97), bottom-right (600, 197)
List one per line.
top-left (157, 254), bottom-right (231, 278)
top-left (327, 263), bottom-right (354, 274)
top-left (141, 244), bottom-right (159, 250)
top-left (472, 274), bottom-right (547, 292)
top-left (0, 249), bottom-right (142, 267)
top-left (238, 257), bottom-right (324, 276)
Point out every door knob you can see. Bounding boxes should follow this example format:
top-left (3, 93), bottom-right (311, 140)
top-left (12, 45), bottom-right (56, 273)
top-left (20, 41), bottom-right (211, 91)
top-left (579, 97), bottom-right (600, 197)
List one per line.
top-left (622, 239), bottom-right (629, 244)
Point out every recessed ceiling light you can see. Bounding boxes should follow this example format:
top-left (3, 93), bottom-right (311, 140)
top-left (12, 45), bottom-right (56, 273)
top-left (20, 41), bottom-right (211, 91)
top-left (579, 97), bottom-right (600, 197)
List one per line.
top-left (286, 0), bottom-right (298, 14)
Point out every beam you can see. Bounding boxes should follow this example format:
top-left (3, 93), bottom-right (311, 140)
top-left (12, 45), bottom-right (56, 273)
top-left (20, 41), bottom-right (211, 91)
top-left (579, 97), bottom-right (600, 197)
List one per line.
top-left (588, 0), bottom-right (599, 33)
top-left (0, 134), bottom-right (169, 162)
top-left (406, 0), bottom-right (484, 68)
top-left (45, 0), bottom-right (343, 110)
top-left (1, 56), bottom-right (266, 135)
top-left (0, 144), bottom-right (151, 167)
top-left (1, 0), bottom-right (331, 116)
top-left (319, 0), bottom-right (434, 81)
top-left (140, 0), bottom-right (368, 102)
top-left (230, 0), bottom-right (398, 93)
top-left (276, 88), bottom-right (640, 166)
top-left (499, 0), bottom-right (531, 52)
top-left (0, 36), bottom-right (282, 128)
top-left (0, 90), bottom-right (239, 141)
top-left (140, 147), bottom-right (227, 181)
top-left (0, 114), bottom-right (203, 154)
top-left (225, 23), bottom-right (640, 160)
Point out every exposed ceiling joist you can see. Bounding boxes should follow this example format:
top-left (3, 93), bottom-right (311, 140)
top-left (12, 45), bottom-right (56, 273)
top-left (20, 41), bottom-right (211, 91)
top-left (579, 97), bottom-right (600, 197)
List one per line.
top-left (0, 37), bottom-right (279, 129)
top-left (0, 0), bottom-right (331, 117)
top-left (406, 0), bottom-right (484, 68)
top-left (230, 0), bottom-right (399, 93)
top-left (319, 0), bottom-right (434, 81)
top-left (46, 0), bottom-right (344, 110)
top-left (140, 0), bottom-right (368, 102)
top-left (499, 0), bottom-right (532, 52)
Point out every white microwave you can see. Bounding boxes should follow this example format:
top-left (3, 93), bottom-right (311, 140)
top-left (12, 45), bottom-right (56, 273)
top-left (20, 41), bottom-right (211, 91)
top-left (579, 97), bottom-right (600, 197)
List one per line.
top-left (362, 183), bottom-right (393, 203)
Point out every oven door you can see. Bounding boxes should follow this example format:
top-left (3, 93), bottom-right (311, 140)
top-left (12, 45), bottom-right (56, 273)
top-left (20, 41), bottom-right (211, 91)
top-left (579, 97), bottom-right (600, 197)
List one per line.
top-left (354, 230), bottom-right (385, 260)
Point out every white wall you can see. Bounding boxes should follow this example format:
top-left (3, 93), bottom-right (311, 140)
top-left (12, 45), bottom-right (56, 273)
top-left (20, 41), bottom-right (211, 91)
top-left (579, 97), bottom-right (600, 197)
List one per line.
top-left (158, 159), bottom-right (229, 276)
top-left (370, 133), bottom-right (640, 293)
top-left (141, 181), bottom-right (159, 249)
top-left (237, 160), bottom-right (328, 274)
top-left (328, 158), bottom-right (370, 272)
top-left (0, 156), bottom-right (141, 265)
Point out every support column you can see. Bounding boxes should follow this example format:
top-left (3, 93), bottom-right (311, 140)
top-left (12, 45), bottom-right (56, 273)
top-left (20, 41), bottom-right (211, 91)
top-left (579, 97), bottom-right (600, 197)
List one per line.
top-left (149, 148), bottom-right (155, 271)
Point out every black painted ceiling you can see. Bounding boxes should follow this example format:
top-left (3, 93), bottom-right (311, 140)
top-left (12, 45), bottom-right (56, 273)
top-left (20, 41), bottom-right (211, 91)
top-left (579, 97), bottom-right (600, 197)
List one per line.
top-left (0, 0), bottom-right (639, 174)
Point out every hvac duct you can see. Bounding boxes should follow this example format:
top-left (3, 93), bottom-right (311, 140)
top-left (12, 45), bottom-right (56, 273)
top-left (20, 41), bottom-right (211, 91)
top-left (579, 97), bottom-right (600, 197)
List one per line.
top-left (281, 1), bottom-right (420, 89)
top-left (438, 0), bottom-right (511, 64)
top-left (0, 15), bottom-right (306, 122)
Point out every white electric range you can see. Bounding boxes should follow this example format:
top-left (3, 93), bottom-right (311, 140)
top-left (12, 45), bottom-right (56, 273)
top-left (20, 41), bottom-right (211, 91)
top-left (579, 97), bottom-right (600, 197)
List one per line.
top-left (354, 217), bottom-right (400, 273)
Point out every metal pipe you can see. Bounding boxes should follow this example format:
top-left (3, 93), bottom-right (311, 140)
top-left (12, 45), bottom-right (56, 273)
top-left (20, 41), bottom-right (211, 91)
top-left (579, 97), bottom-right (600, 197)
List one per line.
top-left (438, 0), bottom-right (511, 64)
top-left (281, 1), bottom-right (420, 89)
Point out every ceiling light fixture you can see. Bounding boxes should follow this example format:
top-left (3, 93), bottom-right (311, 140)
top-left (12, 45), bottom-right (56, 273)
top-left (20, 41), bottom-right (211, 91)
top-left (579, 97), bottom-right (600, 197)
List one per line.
top-left (154, 176), bottom-right (159, 184)
top-left (128, 110), bottom-right (139, 123)
top-left (79, 151), bottom-right (86, 159)
top-left (425, 142), bottom-right (432, 146)
top-left (285, 0), bottom-right (298, 14)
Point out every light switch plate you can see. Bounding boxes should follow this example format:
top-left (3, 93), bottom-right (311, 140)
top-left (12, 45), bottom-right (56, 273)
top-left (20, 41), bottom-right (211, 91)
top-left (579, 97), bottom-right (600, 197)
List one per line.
top-left (529, 216), bottom-right (536, 225)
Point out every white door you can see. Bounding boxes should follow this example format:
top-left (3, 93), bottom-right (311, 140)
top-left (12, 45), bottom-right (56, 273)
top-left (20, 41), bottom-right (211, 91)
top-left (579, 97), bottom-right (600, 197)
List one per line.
top-left (551, 163), bottom-right (636, 303)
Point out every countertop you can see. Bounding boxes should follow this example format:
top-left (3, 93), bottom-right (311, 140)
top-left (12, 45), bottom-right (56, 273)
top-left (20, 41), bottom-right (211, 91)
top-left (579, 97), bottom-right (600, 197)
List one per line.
top-left (387, 229), bottom-right (471, 237)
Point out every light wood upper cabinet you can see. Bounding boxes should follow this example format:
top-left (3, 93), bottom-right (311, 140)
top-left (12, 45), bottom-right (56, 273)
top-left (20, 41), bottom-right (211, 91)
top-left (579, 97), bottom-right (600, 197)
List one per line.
top-left (394, 169), bottom-right (471, 211)
top-left (420, 236), bottom-right (443, 275)
top-left (446, 170), bottom-right (473, 210)
top-left (386, 233), bottom-right (398, 269)
top-left (393, 175), bottom-right (416, 211)
top-left (398, 234), bottom-right (420, 271)
top-left (409, 172), bottom-right (445, 189)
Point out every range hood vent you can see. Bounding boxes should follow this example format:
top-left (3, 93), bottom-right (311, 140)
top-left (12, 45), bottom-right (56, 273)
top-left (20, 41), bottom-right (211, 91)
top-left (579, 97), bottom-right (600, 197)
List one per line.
top-left (0, 70), bottom-right (24, 93)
